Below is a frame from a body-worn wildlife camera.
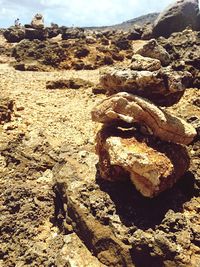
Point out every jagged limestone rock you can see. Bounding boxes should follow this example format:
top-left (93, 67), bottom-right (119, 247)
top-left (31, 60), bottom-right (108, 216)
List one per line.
top-left (133, 39), bottom-right (170, 66)
top-left (95, 125), bottom-right (190, 198)
top-left (99, 67), bottom-right (191, 106)
top-left (130, 54), bottom-right (161, 71)
top-left (92, 92), bottom-right (197, 145)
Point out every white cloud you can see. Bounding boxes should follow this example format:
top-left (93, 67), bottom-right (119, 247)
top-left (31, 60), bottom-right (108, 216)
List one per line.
top-left (0, 0), bottom-right (181, 28)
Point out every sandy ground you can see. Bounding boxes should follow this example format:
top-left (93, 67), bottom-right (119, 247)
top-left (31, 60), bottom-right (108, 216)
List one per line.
top-left (0, 62), bottom-right (106, 266)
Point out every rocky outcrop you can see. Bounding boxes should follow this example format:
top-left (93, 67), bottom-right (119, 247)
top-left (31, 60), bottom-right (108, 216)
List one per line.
top-left (62, 28), bottom-right (86, 40)
top-left (24, 27), bottom-right (47, 41)
top-left (130, 54), bottom-right (161, 71)
top-left (152, 0), bottom-right (200, 38)
top-left (158, 28), bottom-right (200, 88)
top-left (99, 66), bottom-right (191, 106)
top-left (3, 27), bottom-right (25, 43)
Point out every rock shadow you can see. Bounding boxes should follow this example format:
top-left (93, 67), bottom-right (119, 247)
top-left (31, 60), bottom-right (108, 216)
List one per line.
top-left (96, 170), bottom-right (196, 230)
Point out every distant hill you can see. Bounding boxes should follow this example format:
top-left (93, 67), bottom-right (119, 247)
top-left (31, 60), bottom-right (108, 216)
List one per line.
top-left (85, 12), bottom-right (159, 31)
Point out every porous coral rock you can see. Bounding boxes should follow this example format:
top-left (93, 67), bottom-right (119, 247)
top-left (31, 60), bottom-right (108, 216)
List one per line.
top-left (133, 39), bottom-right (170, 66)
top-left (99, 66), bottom-right (191, 106)
top-left (95, 125), bottom-right (190, 198)
top-left (0, 97), bottom-right (14, 123)
top-left (92, 92), bottom-right (197, 145)
top-left (130, 54), bottom-right (161, 71)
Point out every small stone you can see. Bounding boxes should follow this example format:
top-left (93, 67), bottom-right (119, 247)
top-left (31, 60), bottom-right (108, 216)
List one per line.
top-left (130, 54), bottom-right (161, 71)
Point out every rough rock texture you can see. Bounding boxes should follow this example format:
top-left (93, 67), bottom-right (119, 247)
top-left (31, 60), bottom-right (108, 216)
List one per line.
top-left (0, 62), bottom-right (199, 266)
top-left (10, 37), bottom-right (127, 71)
top-left (54, 150), bottom-right (200, 267)
top-left (130, 54), bottom-right (161, 71)
top-left (158, 28), bottom-right (200, 88)
top-left (0, 97), bottom-right (14, 123)
top-left (91, 92), bottom-right (197, 145)
top-left (152, 0), bottom-right (200, 38)
top-left (95, 124), bottom-right (190, 197)
top-left (24, 27), bottom-right (47, 41)
top-left (133, 39), bottom-right (170, 66)
top-left (3, 27), bottom-right (25, 43)
top-left (62, 28), bottom-right (86, 40)
top-left (46, 78), bottom-right (93, 89)
top-left (0, 66), bottom-right (105, 267)
top-left (99, 66), bottom-right (191, 106)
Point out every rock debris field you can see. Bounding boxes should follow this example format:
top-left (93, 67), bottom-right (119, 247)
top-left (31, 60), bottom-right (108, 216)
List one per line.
top-left (0, 3), bottom-right (200, 266)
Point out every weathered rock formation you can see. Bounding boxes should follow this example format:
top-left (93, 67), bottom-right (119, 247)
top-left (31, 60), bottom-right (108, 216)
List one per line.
top-left (92, 41), bottom-right (197, 197)
top-left (95, 124), bottom-right (190, 197)
top-left (62, 28), bottom-right (86, 40)
top-left (133, 39), bottom-right (170, 66)
top-left (100, 66), bottom-right (191, 106)
top-left (130, 54), bottom-right (161, 71)
top-left (152, 0), bottom-right (200, 38)
top-left (92, 92), bottom-right (196, 145)
top-left (3, 26), bottom-right (25, 43)
top-left (158, 28), bottom-right (200, 88)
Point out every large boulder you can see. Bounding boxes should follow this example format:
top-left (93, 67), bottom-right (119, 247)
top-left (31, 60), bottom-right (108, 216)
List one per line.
top-left (152, 0), bottom-right (200, 38)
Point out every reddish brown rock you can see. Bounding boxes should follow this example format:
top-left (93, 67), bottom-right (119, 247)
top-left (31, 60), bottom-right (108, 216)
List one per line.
top-left (95, 125), bottom-right (190, 198)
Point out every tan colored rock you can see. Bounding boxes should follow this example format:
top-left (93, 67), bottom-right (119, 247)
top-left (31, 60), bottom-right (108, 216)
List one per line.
top-left (130, 54), bottom-right (161, 71)
top-left (95, 125), bottom-right (190, 198)
top-left (31, 14), bottom-right (44, 29)
top-left (100, 66), bottom-right (191, 106)
top-left (91, 92), bottom-right (197, 145)
top-left (133, 39), bottom-right (170, 66)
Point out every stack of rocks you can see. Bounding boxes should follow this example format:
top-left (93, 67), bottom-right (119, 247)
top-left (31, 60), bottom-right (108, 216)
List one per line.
top-left (92, 39), bottom-right (197, 198)
top-left (25, 14), bottom-right (47, 41)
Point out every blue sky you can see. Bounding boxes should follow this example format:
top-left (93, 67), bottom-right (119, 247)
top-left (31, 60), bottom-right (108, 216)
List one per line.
top-left (0, 0), bottom-right (176, 28)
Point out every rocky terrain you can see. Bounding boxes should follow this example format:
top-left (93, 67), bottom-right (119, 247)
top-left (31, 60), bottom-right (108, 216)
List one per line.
top-left (0, 1), bottom-right (200, 266)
